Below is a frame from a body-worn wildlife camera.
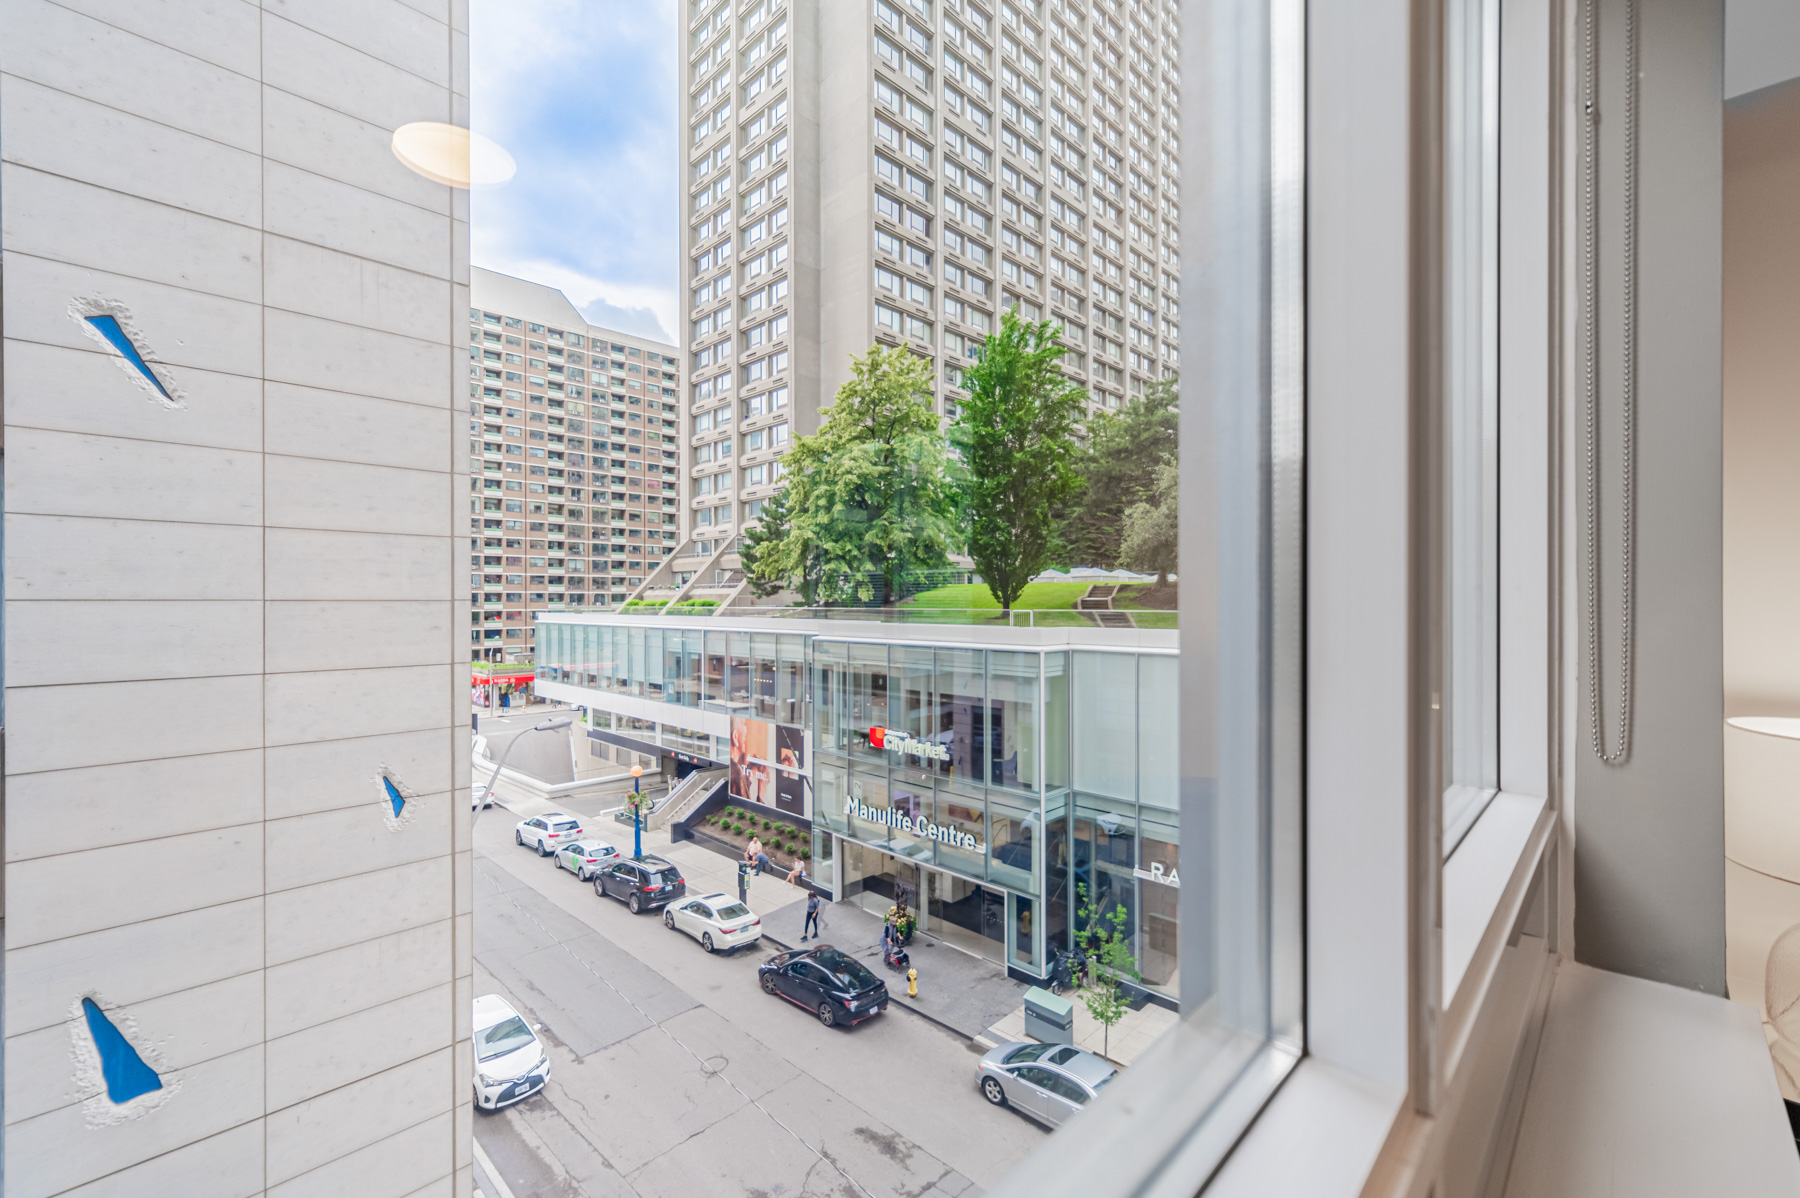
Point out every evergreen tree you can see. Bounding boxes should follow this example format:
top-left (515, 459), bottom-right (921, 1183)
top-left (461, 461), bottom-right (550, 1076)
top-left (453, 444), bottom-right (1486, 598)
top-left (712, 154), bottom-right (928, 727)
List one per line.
top-left (1060, 374), bottom-right (1179, 569)
top-left (952, 308), bottom-right (1088, 613)
top-left (779, 344), bottom-right (958, 604)
top-left (739, 485), bottom-right (802, 600)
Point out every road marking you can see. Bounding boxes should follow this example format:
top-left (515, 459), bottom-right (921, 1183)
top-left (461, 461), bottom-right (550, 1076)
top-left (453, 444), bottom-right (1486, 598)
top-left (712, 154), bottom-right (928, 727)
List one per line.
top-left (477, 861), bottom-right (880, 1198)
top-left (472, 1137), bottom-right (519, 1198)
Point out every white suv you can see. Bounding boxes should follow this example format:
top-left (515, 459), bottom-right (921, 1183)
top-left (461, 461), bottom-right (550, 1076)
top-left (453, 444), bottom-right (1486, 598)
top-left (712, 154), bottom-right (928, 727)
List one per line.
top-left (472, 994), bottom-right (549, 1111)
top-left (514, 813), bottom-right (582, 856)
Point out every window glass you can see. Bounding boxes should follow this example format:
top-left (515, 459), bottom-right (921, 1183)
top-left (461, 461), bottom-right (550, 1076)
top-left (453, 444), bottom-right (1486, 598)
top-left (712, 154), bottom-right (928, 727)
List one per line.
top-left (1443, 0), bottom-right (1502, 854)
top-left (988, 651), bottom-right (1039, 790)
top-left (934, 647), bottom-right (985, 783)
top-left (1071, 652), bottom-right (1136, 798)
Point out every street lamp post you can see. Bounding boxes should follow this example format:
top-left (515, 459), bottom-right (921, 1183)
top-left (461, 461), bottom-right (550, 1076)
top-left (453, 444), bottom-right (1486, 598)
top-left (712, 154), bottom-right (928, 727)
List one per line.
top-left (630, 764), bottom-right (645, 858)
top-left (473, 715), bottom-right (573, 826)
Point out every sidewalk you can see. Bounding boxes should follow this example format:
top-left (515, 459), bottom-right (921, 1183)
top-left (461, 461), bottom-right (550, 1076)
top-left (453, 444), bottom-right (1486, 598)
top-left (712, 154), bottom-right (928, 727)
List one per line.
top-left (760, 895), bottom-right (1031, 1042)
top-left (975, 990), bottom-right (1177, 1068)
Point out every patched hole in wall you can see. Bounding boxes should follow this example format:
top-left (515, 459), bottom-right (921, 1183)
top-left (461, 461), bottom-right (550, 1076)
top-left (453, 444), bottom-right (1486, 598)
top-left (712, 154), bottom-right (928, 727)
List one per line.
top-left (68, 296), bottom-right (186, 410)
top-left (377, 766), bottom-right (420, 832)
top-left (69, 993), bottom-right (178, 1126)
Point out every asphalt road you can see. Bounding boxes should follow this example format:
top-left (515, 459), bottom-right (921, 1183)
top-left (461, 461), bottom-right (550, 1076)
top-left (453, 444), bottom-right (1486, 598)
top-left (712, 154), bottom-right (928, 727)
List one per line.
top-left (471, 814), bottom-right (1046, 1198)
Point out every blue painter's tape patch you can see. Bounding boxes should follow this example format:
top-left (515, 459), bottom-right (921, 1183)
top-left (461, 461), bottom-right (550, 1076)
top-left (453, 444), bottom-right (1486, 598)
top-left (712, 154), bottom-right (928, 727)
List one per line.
top-left (80, 998), bottom-right (163, 1105)
top-left (383, 775), bottom-right (407, 819)
top-left (83, 315), bottom-right (174, 402)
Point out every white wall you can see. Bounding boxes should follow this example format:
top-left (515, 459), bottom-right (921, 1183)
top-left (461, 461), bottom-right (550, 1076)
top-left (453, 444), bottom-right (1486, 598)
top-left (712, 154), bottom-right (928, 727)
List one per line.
top-left (1, 2), bottom-right (472, 1194)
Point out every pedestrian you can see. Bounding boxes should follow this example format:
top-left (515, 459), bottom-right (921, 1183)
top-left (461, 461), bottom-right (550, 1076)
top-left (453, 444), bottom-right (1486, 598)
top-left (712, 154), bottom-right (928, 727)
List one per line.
top-left (802, 892), bottom-right (821, 942)
top-left (785, 858), bottom-right (807, 886)
top-left (753, 849), bottom-right (770, 877)
top-left (881, 914), bottom-right (895, 950)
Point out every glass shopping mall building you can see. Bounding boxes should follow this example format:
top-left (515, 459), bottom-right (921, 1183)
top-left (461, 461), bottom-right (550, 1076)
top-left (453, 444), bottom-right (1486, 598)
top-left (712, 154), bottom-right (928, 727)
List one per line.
top-left (533, 613), bottom-right (1180, 1003)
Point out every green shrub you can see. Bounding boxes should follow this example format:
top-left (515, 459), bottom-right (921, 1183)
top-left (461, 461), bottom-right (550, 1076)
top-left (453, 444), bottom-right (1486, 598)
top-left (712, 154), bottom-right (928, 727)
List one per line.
top-left (732, 822), bottom-right (744, 835)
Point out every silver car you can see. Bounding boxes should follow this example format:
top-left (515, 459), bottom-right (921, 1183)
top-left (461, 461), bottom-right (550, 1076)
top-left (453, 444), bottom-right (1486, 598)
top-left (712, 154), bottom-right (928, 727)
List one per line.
top-left (974, 1042), bottom-right (1117, 1127)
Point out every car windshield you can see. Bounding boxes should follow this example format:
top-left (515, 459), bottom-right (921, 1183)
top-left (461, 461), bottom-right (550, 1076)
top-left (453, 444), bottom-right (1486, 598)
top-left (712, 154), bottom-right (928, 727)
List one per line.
top-left (715, 903), bottom-right (751, 920)
top-left (1006, 1043), bottom-right (1059, 1064)
top-left (813, 948), bottom-right (877, 989)
top-left (552, 821), bottom-right (579, 832)
top-left (475, 1016), bottom-right (535, 1062)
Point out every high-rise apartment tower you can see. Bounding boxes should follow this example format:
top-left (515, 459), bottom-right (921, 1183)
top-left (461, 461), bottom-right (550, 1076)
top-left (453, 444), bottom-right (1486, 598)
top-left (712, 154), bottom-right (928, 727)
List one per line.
top-left (639, 0), bottom-right (1182, 604)
top-left (468, 269), bottom-right (682, 659)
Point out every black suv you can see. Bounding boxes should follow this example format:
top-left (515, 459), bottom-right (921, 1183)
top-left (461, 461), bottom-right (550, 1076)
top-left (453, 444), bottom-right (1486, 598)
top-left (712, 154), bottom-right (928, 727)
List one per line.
top-left (594, 855), bottom-right (687, 914)
top-left (758, 945), bottom-right (889, 1028)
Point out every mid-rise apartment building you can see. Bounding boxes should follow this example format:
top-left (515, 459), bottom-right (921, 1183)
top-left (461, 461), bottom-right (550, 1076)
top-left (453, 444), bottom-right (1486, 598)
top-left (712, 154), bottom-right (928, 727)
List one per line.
top-left (644, 0), bottom-right (1182, 602)
top-left (468, 269), bottom-right (683, 659)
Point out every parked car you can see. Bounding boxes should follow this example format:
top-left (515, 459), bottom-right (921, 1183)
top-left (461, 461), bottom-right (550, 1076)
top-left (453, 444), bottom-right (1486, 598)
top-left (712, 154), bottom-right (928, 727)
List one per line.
top-left (515, 813), bottom-right (583, 855)
top-left (663, 892), bottom-right (762, 953)
top-left (555, 839), bottom-right (620, 880)
top-left (973, 1042), bottom-right (1117, 1127)
top-left (593, 855), bottom-right (687, 914)
top-left (757, 945), bottom-right (888, 1028)
top-left (472, 994), bottom-right (549, 1111)
top-left (471, 783), bottom-right (492, 811)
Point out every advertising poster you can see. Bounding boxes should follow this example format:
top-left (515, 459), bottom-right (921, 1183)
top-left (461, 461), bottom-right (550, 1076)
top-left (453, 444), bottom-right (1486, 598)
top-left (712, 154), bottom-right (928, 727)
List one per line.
top-left (729, 716), bottom-right (773, 807)
top-left (775, 724), bottom-right (807, 817)
top-left (731, 717), bottom-right (809, 818)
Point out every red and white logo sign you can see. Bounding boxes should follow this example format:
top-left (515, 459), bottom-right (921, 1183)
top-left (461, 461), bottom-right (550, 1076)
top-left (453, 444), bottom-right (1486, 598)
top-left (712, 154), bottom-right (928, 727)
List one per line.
top-left (867, 726), bottom-right (886, 749)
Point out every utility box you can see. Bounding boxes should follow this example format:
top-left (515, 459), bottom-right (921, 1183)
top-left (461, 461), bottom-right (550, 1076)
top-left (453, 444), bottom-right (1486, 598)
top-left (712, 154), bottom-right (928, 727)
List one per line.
top-left (1022, 986), bottom-right (1075, 1046)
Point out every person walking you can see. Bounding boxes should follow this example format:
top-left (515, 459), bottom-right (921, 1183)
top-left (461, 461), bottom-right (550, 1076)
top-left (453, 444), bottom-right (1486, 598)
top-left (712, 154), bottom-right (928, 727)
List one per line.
top-left (802, 892), bottom-right (821, 942)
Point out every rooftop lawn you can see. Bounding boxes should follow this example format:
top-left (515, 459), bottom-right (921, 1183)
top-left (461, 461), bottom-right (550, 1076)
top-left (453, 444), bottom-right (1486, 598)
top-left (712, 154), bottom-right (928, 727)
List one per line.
top-left (902, 581), bottom-right (1093, 611)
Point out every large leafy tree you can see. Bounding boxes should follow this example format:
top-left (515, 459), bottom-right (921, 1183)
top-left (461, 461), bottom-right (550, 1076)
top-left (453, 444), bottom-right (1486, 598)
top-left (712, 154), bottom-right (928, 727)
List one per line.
top-left (1060, 374), bottom-right (1179, 569)
top-left (1119, 453), bottom-right (1178, 584)
top-left (952, 308), bottom-right (1088, 613)
top-left (762, 344), bottom-right (958, 604)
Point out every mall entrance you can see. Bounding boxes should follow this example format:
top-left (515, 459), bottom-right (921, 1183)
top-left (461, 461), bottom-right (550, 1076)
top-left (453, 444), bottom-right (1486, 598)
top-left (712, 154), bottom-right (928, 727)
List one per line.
top-left (839, 840), bottom-right (1009, 966)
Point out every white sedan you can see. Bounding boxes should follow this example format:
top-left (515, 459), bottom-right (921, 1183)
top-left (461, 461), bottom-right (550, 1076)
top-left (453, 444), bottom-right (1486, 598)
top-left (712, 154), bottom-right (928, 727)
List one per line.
top-left (472, 994), bottom-right (549, 1111)
top-left (663, 892), bottom-right (763, 954)
top-left (554, 839), bottom-right (620, 880)
top-left (514, 813), bottom-right (582, 855)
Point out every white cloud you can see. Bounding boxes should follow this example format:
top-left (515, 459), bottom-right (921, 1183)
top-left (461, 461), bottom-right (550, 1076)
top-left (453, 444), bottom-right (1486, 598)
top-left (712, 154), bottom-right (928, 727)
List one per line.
top-left (470, 0), bottom-right (678, 347)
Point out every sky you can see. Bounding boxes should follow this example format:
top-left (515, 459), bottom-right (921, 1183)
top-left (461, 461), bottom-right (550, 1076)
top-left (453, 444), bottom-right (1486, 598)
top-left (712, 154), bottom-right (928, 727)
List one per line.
top-left (470, 0), bottom-right (680, 345)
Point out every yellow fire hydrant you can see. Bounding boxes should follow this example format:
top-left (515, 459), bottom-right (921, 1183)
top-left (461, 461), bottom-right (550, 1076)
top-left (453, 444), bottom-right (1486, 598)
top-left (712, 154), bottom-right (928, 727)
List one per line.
top-left (907, 968), bottom-right (918, 997)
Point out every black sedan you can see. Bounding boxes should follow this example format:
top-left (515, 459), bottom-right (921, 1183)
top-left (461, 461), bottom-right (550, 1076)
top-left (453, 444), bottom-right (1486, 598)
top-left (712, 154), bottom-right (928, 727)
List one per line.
top-left (593, 855), bottom-right (687, 914)
top-left (758, 945), bottom-right (889, 1028)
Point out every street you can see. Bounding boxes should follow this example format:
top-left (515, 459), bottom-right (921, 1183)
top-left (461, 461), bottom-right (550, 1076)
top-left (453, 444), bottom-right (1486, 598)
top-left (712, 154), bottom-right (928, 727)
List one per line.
top-left (470, 808), bottom-right (1046, 1198)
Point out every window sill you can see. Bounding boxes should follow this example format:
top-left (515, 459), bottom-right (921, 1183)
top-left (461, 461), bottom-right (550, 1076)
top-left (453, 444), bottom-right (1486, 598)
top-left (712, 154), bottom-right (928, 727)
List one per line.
top-left (988, 1020), bottom-right (1299, 1198)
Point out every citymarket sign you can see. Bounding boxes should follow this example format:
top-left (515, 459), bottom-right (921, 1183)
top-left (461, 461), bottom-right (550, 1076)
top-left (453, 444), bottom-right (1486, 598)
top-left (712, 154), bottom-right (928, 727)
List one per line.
top-left (844, 797), bottom-right (984, 853)
top-left (868, 726), bottom-right (949, 762)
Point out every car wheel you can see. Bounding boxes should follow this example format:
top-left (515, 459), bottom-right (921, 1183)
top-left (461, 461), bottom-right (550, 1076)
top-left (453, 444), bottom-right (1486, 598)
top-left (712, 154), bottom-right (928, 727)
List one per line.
top-left (593, 877), bottom-right (606, 898)
top-left (761, 973), bottom-right (777, 995)
top-left (702, 933), bottom-right (715, 954)
top-left (663, 910), bottom-right (675, 930)
top-left (628, 893), bottom-right (642, 915)
top-left (536, 840), bottom-right (549, 857)
top-left (515, 831), bottom-right (524, 847)
top-left (817, 1003), bottom-right (837, 1028)
top-left (982, 1077), bottom-right (1007, 1106)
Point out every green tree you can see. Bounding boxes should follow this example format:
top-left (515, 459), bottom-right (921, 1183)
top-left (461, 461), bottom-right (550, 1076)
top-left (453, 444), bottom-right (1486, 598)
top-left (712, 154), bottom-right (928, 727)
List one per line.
top-left (739, 485), bottom-right (806, 601)
top-left (780, 344), bottom-right (959, 604)
top-left (1118, 453), bottom-right (1178, 584)
top-left (951, 308), bottom-right (1088, 613)
top-left (1060, 374), bottom-right (1179, 569)
top-left (1074, 882), bottom-right (1141, 1061)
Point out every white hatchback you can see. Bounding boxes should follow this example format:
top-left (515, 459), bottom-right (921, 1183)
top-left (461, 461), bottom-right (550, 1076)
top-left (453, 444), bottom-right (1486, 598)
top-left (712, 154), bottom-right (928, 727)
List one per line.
top-left (515, 813), bottom-right (582, 855)
top-left (472, 994), bottom-right (549, 1111)
top-left (554, 839), bottom-right (620, 880)
top-left (663, 892), bottom-right (763, 954)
